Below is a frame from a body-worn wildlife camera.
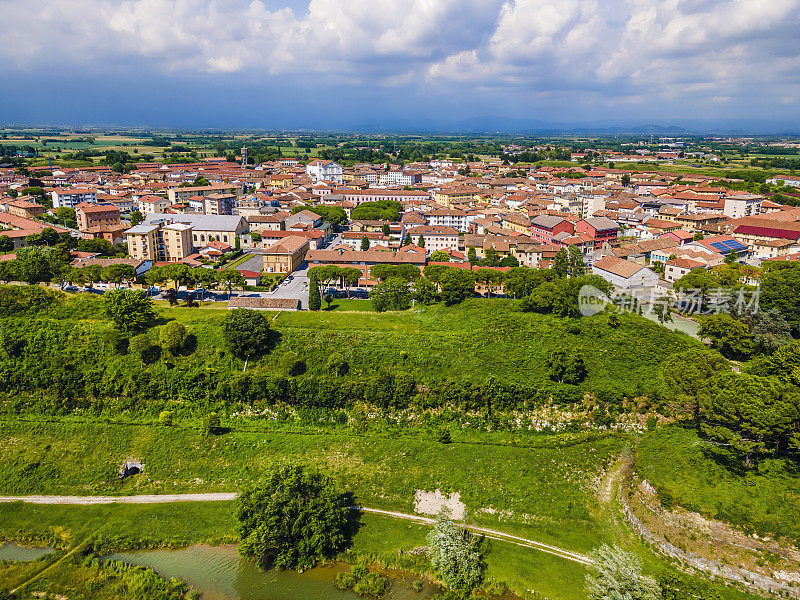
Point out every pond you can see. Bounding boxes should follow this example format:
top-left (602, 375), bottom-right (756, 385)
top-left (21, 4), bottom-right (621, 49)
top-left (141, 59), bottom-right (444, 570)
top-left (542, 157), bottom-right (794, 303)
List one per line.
top-left (107, 545), bottom-right (434, 600)
top-left (0, 543), bottom-right (55, 562)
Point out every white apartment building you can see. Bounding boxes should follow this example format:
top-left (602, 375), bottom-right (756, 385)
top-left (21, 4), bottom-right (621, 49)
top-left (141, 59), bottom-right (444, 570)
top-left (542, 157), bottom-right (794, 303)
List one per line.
top-left (51, 188), bottom-right (97, 208)
top-left (404, 225), bottom-right (459, 254)
top-left (306, 160), bottom-right (343, 184)
top-left (425, 208), bottom-right (472, 232)
top-left (723, 194), bottom-right (763, 219)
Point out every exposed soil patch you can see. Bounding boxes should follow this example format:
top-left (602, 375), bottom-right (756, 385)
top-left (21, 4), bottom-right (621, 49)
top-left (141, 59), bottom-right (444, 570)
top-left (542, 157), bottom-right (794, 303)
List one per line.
top-left (414, 489), bottom-right (466, 519)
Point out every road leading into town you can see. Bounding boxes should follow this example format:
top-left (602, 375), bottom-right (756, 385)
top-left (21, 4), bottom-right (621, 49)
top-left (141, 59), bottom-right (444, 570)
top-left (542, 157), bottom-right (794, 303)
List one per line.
top-left (0, 493), bottom-right (592, 566)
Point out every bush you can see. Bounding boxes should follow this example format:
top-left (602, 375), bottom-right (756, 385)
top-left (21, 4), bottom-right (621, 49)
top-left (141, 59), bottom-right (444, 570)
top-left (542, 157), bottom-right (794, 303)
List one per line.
top-left (222, 309), bottom-right (276, 359)
top-left (437, 428), bottom-right (452, 444)
top-left (159, 322), bottom-right (187, 356)
top-left (279, 351), bottom-right (306, 376)
top-left (236, 464), bottom-right (354, 570)
top-left (159, 411), bottom-right (173, 426)
top-left (203, 412), bottom-right (221, 436)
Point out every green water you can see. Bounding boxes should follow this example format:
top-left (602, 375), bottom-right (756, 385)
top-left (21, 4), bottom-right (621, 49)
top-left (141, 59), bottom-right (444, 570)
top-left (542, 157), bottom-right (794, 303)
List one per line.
top-left (0, 543), bottom-right (55, 562)
top-left (108, 545), bottom-right (433, 600)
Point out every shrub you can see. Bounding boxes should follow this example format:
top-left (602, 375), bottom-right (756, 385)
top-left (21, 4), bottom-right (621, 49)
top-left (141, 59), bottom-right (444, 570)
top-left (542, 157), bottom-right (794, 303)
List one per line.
top-left (203, 412), bottom-right (221, 436)
top-left (159, 411), bottom-right (173, 426)
top-left (159, 322), bottom-right (187, 356)
top-left (236, 464), bottom-right (354, 570)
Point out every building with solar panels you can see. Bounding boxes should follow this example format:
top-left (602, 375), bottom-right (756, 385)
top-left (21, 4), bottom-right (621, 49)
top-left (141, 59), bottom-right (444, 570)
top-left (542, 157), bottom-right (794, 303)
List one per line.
top-left (689, 235), bottom-right (749, 261)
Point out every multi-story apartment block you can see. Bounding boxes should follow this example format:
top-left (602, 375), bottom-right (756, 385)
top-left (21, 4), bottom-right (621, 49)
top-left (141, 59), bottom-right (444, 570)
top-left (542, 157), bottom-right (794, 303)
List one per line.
top-left (305, 160), bottom-right (343, 184)
top-left (51, 188), bottom-right (97, 208)
top-left (76, 202), bottom-right (121, 231)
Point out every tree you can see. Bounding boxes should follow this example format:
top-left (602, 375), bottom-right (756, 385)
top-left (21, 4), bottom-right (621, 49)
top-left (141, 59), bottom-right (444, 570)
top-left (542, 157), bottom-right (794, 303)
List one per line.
top-left (481, 246), bottom-right (500, 267)
top-left (651, 295), bottom-right (673, 325)
top-left (129, 210), bottom-right (144, 226)
top-left (412, 277), bottom-right (437, 305)
top-left (381, 223), bottom-right (390, 237)
top-left (499, 254), bottom-right (519, 267)
top-left (760, 262), bottom-right (800, 334)
top-left (237, 464), bottom-right (353, 570)
top-left (341, 267), bottom-right (361, 298)
top-left (203, 412), bottom-right (221, 435)
top-left (0, 235), bottom-right (13, 253)
top-left (222, 309), bottom-right (276, 359)
top-left (14, 246), bottom-right (62, 284)
top-left (546, 349), bottom-right (587, 384)
top-left (417, 235), bottom-right (425, 248)
top-left (129, 333), bottom-right (151, 367)
top-left (218, 269), bottom-right (245, 298)
top-left (553, 248), bottom-right (569, 278)
top-left (439, 269), bottom-right (475, 306)
top-left (504, 267), bottom-right (553, 298)
top-left (103, 263), bottom-right (136, 288)
top-left (568, 245), bottom-right (586, 276)
top-left (586, 544), bottom-right (660, 600)
top-left (659, 348), bottom-right (730, 424)
top-left (326, 352), bottom-right (349, 376)
top-left (467, 247), bottom-right (478, 265)
top-left (426, 509), bottom-right (484, 592)
top-left (474, 268), bottom-right (503, 297)
top-left (429, 250), bottom-right (450, 263)
top-left (698, 314), bottom-right (754, 359)
top-left (102, 288), bottom-right (156, 331)
top-left (402, 234), bottom-right (412, 247)
top-left (324, 293), bottom-right (333, 310)
top-left (674, 268), bottom-right (719, 312)
top-left (370, 276), bottom-right (412, 312)
top-left (308, 274), bottom-right (322, 311)
top-left (360, 235), bottom-right (370, 251)
top-left (700, 372), bottom-right (798, 468)
top-left (159, 321), bottom-right (187, 355)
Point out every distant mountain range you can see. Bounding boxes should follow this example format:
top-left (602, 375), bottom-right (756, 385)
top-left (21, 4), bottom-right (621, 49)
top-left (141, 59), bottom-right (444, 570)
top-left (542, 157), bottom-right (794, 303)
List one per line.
top-left (348, 115), bottom-right (800, 136)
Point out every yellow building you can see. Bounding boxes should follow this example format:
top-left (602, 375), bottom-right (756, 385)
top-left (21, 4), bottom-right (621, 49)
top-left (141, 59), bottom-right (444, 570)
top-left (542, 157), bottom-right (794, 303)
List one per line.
top-left (262, 236), bottom-right (309, 274)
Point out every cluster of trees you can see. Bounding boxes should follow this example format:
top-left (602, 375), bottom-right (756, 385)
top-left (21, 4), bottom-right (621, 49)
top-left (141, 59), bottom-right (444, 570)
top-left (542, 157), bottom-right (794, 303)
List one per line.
top-left (673, 261), bottom-right (799, 359)
top-left (237, 464), bottom-right (354, 570)
top-left (350, 200), bottom-right (402, 222)
top-left (659, 346), bottom-right (800, 469)
top-left (290, 205), bottom-right (348, 226)
top-left (521, 274), bottom-right (613, 318)
top-left (749, 156), bottom-right (800, 170)
top-left (466, 246), bottom-right (519, 267)
top-left (144, 264), bottom-right (246, 299)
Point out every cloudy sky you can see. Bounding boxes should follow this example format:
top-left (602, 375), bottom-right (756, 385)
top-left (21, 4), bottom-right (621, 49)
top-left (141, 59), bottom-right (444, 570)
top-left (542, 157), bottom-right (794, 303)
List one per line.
top-left (1, 0), bottom-right (799, 130)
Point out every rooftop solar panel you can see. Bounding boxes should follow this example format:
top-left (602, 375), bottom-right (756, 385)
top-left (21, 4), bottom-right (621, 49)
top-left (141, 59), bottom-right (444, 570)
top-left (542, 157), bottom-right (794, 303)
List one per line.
top-left (710, 242), bottom-right (729, 251)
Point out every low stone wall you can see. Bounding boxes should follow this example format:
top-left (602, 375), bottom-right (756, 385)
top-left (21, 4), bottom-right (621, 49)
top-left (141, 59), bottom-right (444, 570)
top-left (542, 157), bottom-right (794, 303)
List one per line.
top-left (620, 494), bottom-right (799, 598)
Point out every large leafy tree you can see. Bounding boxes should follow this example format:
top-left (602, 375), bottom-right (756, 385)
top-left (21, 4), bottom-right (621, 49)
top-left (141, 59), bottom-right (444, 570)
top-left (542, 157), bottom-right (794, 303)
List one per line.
top-left (659, 347), bottom-right (730, 424)
top-left (760, 262), bottom-right (800, 334)
top-left (699, 372), bottom-right (799, 468)
top-left (308, 274), bottom-right (322, 310)
top-left (237, 464), bottom-right (354, 570)
top-left (546, 349), bottom-right (587, 384)
top-left (102, 288), bottom-right (156, 331)
top-left (586, 544), bottom-right (660, 600)
top-left (370, 276), bottom-right (412, 312)
top-left (698, 314), bottom-right (754, 359)
top-left (568, 245), bottom-right (586, 276)
top-left (439, 269), bottom-right (475, 306)
top-left (426, 509), bottom-right (484, 592)
top-left (412, 277), bottom-right (437, 305)
top-left (222, 309), bottom-right (276, 359)
top-left (553, 248), bottom-right (569, 278)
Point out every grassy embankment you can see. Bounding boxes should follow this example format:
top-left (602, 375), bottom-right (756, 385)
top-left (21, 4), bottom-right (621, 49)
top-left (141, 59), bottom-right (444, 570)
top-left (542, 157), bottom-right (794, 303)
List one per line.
top-left (1, 292), bottom-right (699, 404)
top-left (0, 425), bottom-right (767, 600)
top-left (636, 425), bottom-right (800, 544)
